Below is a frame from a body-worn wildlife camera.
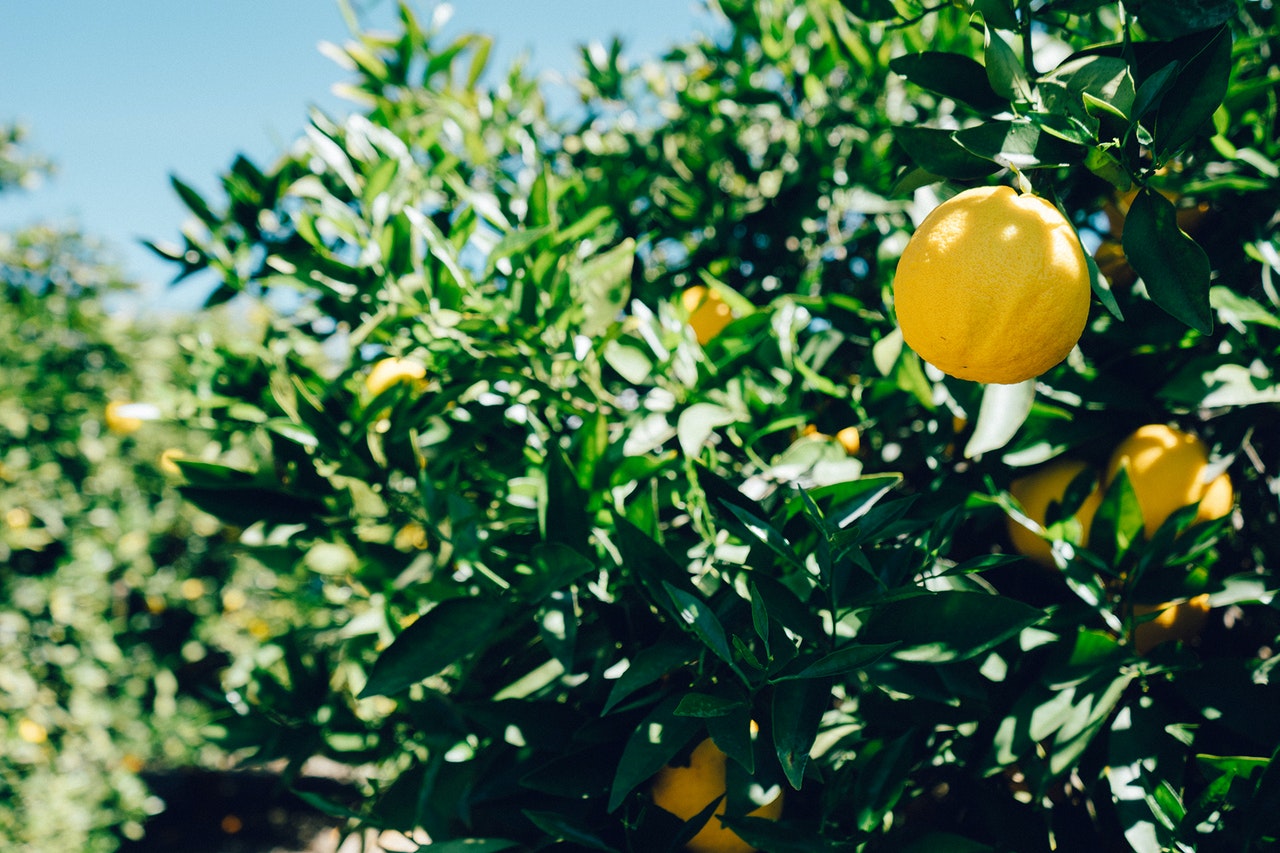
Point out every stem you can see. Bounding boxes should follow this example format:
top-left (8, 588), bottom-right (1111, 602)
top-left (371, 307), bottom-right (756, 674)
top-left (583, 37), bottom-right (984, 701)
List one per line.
top-left (1019, 0), bottom-right (1036, 83)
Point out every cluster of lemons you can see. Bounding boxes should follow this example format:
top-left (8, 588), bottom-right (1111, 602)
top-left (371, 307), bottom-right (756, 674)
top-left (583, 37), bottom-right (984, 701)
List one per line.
top-left (1005, 423), bottom-right (1232, 653)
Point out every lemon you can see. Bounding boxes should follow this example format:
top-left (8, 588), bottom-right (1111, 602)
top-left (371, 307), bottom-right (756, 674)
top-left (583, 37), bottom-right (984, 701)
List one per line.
top-left (835, 426), bottom-right (861, 457)
top-left (1131, 593), bottom-right (1211, 654)
top-left (366, 356), bottom-right (427, 397)
top-left (105, 401), bottom-right (145, 435)
top-left (892, 185), bottom-right (1092, 385)
top-left (682, 286), bottom-right (734, 345)
top-left (651, 736), bottom-right (783, 853)
top-left (1105, 424), bottom-right (1233, 537)
top-left (1006, 459), bottom-right (1102, 568)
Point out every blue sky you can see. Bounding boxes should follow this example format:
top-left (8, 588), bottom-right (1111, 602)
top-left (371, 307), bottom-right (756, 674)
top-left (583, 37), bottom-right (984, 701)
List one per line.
top-left (0, 1), bottom-right (710, 311)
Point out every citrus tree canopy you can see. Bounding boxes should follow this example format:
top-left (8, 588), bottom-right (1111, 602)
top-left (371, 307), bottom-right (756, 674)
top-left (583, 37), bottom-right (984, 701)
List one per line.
top-left (151, 0), bottom-right (1280, 850)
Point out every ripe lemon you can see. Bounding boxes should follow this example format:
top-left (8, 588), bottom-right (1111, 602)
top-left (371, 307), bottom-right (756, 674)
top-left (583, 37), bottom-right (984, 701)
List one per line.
top-left (365, 357), bottom-right (427, 397)
top-left (682, 286), bottom-right (734, 345)
top-left (1006, 459), bottom-right (1102, 568)
top-left (1105, 424), bottom-right (1233, 537)
top-left (892, 185), bottom-right (1092, 385)
top-left (105, 401), bottom-right (146, 435)
top-left (835, 426), bottom-right (861, 457)
top-left (650, 736), bottom-right (783, 853)
top-left (1131, 593), bottom-right (1211, 654)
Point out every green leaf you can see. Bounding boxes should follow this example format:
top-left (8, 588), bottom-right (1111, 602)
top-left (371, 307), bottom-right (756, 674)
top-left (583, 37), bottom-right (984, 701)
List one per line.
top-left (1122, 188), bottom-right (1212, 332)
top-left (677, 402), bottom-right (741, 457)
top-left (1130, 0), bottom-right (1239, 39)
top-left (1160, 362), bottom-right (1280, 409)
top-left (540, 444), bottom-right (590, 554)
top-left (519, 541), bottom-right (597, 603)
top-left (856, 591), bottom-right (1044, 662)
top-left (614, 515), bottom-right (702, 616)
top-left (674, 693), bottom-right (746, 718)
top-left (171, 175), bottom-right (219, 228)
top-left (177, 486), bottom-right (323, 528)
top-left (953, 119), bottom-right (1085, 169)
top-left (574, 237), bottom-right (635, 338)
top-left (664, 582), bottom-right (738, 673)
top-left (608, 694), bottom-right (704, 812)
top-left (771, 642), bottom-right (899, 682)
top-left (602, 636), bottom-right (699, 715)
top-left (983, 27), bottom-right (1032, 103)
top-left (523, 811), bottom-right (620, 851)
top-left (892, 126), bottom-right (1001, 180)
top-left (900, 833), bottom-right (996, 853)
top-left (359, 596), bottom-right (508, 698)
top-left (963, 379), bottom-right (1036, 458)
top-left (1091, 465), bottom-right (1145, 564)
top-left (1153, 25), bottom-right (1233, 159)
top-left (889, 52), bottom-right (1008, 112)
top-left (772, 676), bottom-right (833, 790)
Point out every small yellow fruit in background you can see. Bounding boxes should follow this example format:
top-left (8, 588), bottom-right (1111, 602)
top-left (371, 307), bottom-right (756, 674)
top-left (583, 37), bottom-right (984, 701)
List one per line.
top-left (682, 285), bottom-right (734, 345)
top-left (365, 357), bottom-right (427, 398)
top-left (105, 401), bottom-right (146, 435)
top-left (1006, 459), bottom-right (1102, 568)
top-left (1131, 593), bottom-right (1212, 654)
top-left (892, 185), bottom-right (1092, 385)
top-left (1105, 424), bottom-right (1233, 537)
top-left (835, 426), bottom-right (861, 456)
top-left (158, 448), bottom-right (186, 475)
top-left (650, 736), bottom-right (783, 853)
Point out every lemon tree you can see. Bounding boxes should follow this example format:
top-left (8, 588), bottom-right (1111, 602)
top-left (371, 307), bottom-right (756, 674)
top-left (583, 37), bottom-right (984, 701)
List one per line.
top-left (144, 1), bottom-right (1280, 851)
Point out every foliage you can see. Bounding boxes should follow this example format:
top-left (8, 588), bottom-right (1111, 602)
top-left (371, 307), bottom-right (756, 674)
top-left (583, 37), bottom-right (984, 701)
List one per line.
top-left (154, 1), bottom-right (1280, 851)
top-left (0, 146), bottom-right (264, 849)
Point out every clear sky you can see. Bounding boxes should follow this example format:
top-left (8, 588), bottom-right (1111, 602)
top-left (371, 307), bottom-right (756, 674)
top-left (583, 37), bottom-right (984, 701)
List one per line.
top-left (0, 0), bottom-right (711, 312)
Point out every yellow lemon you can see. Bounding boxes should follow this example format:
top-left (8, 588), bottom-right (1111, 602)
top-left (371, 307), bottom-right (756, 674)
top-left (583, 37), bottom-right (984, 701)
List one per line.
top-left (105, 401), bottom-right (145, 435)
top-left (1006, 459), bottom-right (1102, 568)
top-left (651, 736), bottom-right (783, 853)
top-left (365, 357), bottom-right (427, 398)
top-left (892, 185), bottom-right (1091, 385)
top-left (1132, 593), bottom-right (1212, 654)
top-left (835, 426), bottom-right (861, 457)
top-left (1105, 424), bottom-right (1233, 537)
top-left (682, 286), bottom-right (735, 345)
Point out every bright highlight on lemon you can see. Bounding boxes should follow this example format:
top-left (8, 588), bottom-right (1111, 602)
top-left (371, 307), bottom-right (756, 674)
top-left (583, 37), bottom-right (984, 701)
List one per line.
top-left (892, 185), bottom-right (1092, 385)
top-left (650, 736), bottom-right (783, 853)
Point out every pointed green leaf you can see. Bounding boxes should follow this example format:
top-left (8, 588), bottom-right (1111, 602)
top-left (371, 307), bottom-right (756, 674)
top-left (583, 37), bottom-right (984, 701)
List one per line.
top-left (890, 52), bottom-right (1008, 112)
top-left (856, 591), bottom-right (1043, 663)
top-left (608, 695), bottom-right (704, 812)
top-left (964, 379), bottom-right (1036, 458)
top-left (772, 676), bottom-right (833, 790)
top-left (359, 596), bottom-right (507, 697)
top-left (771, 642), bottom-right (899, 682)
top-left (1122, 188), bottom-right (1212, 332)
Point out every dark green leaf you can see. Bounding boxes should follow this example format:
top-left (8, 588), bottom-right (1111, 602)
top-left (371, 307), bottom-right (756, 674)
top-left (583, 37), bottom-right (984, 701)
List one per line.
top-left (772, 676), bottom-right (833, 790)
top-left (953, 119), bottom-right (1086, 169)
top-left (1153, 25), bottom-right (1233, 159)
top-left (1130, 0), bottom-right (1240, 39)
top-left (856, 591), bottom-right (1043, 663)
top-left (674, 693), bottom-right (746, 718)
top-left (523, 811), bottom-right (620, 851)
top-left (424, 841), bottom-right (522, 853)
top-left (602, 636), bottom-right (699, 715)
top-left (178, 486), bottom-right (323, 528)
top-left (171, 175), bottom-right (219, 228)
top-left (890, 52), bottom-right (1008, 112)
top-left (892, 126), bottom-right (1001, 179)
top-left (359, 596), bottom-right (508, 698)
top-left (541, 443), bottom-right (590, 554)
top-left (1122, 188), bottom-right (1212, 332)
top-left (771, 642), bottom-right (899, 682)
top-left (664, 582), bottom-right (738, 672)
top-left (983, 27), bottom-right (1032, 102)
top-left (608, 694), bottom-right (704, 812)
top-left (1090, 465), bottom-right (1146, 566)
